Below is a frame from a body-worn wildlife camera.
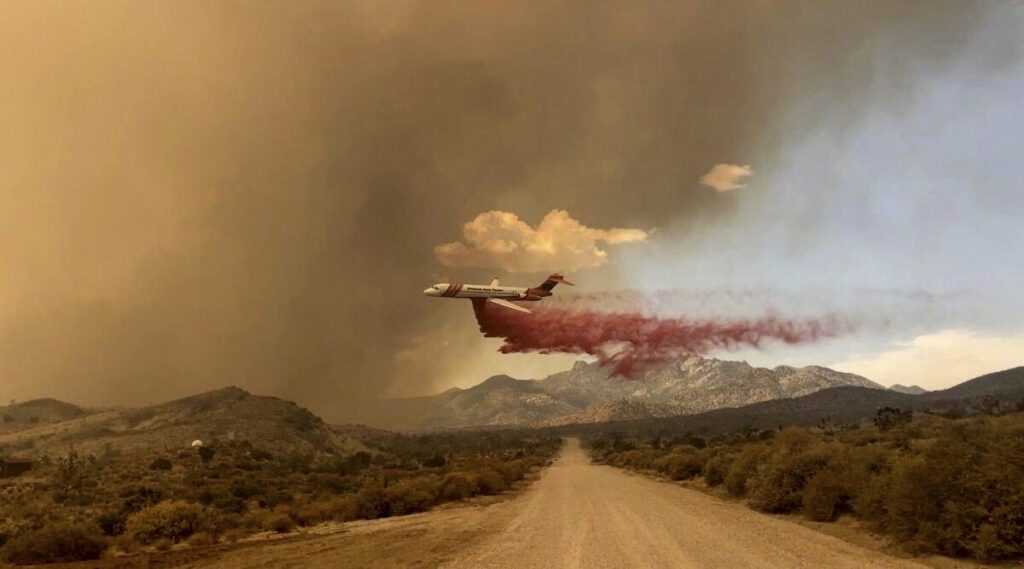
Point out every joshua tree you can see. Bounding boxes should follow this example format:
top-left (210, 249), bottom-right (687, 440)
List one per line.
top-left (874, 406), bottom-right (913, 431)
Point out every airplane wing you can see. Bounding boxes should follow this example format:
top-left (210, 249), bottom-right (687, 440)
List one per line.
top-left (487, 298), bottom-right (532, 314)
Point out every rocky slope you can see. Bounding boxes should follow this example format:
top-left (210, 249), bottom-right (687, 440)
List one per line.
top-left (565, 366), bottom-right (1024, 437)
top-left (401, 355), bottom-right (884, 428)
top-left (0, 387), bottom-right (364, 458)
top-left (0, 398), bottom-right (90, 433)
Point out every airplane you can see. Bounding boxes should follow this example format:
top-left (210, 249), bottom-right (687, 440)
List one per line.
top-left (423, 273), bottom-right (573, 314)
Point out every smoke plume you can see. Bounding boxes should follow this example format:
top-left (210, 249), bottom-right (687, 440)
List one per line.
top-left (474, 301), bottom-right (852, 377)
top-left (0, 1), bottom-right (1004, 420)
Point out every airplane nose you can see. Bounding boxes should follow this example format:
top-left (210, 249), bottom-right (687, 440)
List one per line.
top-left (423, 287), bottom-right (436, 296)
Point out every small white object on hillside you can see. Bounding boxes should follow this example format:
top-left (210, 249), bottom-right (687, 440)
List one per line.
top-left (191, 439), bottom-right (204, 448)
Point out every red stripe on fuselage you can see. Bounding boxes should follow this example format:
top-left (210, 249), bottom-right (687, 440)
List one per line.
top-left (444, 283), bottom-right (463, 297)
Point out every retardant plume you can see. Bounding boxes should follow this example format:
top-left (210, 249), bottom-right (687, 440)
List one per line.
top-left (474, 301), bottom-right (852, 377)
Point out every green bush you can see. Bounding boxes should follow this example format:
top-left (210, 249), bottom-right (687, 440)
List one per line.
top-left (2, 522), bottom-right (107, 565)
top-left (125, 500), bottom-right (219, 544)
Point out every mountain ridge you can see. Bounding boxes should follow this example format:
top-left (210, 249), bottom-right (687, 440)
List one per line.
top-left (561, 366), bottom-right (1024, 437)
top-left (0, 386), bottom-right (364, 458)
top-left (389, 355), bottom-right (884, 429)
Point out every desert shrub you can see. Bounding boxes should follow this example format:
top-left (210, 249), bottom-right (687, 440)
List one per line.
top-left (309, 473), bottom-right (353, 495)
top-left (356, 484), bottom-right (390, 519)
top-left (801, 469), bottom-right (847, 521)
top-left (748, 442), bottom-right (833, 514)
top-left (610, 449), bottom-right (661, 470)
top-left (470, 468), bottom-right (509, 495)
top-left (149, 458), bottom-right (173, 471)
top-left (652, 451), bottom-right (705, 481)
top-left (125, 500), bottom-right (220, 544)
top-left (250, 449), bottom-right (273, 461)
top-left (234, 459), bottom-right (259, 471)
top-left (187, 532), bottom-right (214, 547)
top-left (113, 535), bottom-right (141, 553)
top-left (222, 528), bottom-right (247, 543)
top-left (2, 522), bottom-right (107, 565)
top-left (803, 446), bottom-right (889, 522)
top-left (120, 484), bottom-right (166, 514)
top-left (724, 445), bottom-right (766, 497)
top-left (288, 502), bottom-right (324, 526)
top-left (322, 495), bottom-right (360, 521)
top-left (231, 480), bottom-right (263, 500)
top-left (867, 427), bottom-right (1024, 559)
top-left (153, 537), bottom-right (174, 551)
top-left (266, 513), bottom-right (295, 533)
top-left (197, 446), bottom-right (215, 464)
top-left (422, 455), bottom-right (446, 468)
top-left (96, 509), bottom-right (127, 536)
top-left (240, 509), bottom-right (271, 531)
top-left (702, 454), bottom-right (732, 487)
top-left (385, 477), bottom-right (438, 515)
top-left (495, 459), bottom-right (528, 484)
top-left (439, 472), bottom-right (475, 501)
top-left (874, 406), bottom-right (912, 431)
top-left (211, 493), bottom-right (246, 514)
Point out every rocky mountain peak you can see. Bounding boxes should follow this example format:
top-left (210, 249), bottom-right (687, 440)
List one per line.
top-left (400, 355), bottom-right (884, 429)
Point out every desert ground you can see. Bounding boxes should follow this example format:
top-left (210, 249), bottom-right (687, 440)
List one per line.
top-left (129, 438), bottom-right (967, 569)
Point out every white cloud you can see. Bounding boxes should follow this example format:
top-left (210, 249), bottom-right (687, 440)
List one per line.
top-left (831, 329), bottom-right (1024, 390)
top-left (700, 163), bottom-right (753, 192)
top-left (434, 209), bottom-right (648, 273)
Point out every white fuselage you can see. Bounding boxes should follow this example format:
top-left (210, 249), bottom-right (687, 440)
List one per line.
top-left (423, 283), bottom-right (527, 300)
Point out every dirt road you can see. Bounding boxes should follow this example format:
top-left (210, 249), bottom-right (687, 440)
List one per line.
top-left (185, 439), bottom-right (933, 569)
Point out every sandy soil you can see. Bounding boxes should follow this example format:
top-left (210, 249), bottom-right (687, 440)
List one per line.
top-left (103, 438), bottom-right (991, 569)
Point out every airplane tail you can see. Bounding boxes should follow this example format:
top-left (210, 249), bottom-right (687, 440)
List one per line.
top-left (538, 273), bottom-right (573, 291)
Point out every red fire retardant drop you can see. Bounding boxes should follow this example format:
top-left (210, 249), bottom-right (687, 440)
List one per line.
top-left (473, 301), bottom-right (851, 377)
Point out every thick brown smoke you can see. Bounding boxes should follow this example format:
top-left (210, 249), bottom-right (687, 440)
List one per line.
top-left (0, 1), bottom-right (996, 420)
top-left (474, 301), bottom-right (852, 377)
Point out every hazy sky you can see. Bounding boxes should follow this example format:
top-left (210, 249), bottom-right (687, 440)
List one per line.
top-left (1, 1), bottom-right (1021, 420)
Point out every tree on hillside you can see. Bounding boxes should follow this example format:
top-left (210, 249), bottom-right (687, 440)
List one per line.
top-left (874, 407), bottom-right (912, 431)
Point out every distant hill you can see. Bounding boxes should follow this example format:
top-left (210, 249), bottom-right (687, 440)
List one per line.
top-left (0, 387), bottom-right (365, 458)
top-left (0, 398), bottom-right (90, 433)
top-left (922, 367), bottom-right (1024, 400)
top-left (560, 366), bottom-right (1024, 437)
top-left (889, 384), bottom-right (928, 395)
top-left (385, 355), bottom-right (884, 429)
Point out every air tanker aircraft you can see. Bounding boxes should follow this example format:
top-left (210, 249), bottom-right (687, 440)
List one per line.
top-left (423, 273), bottom-right (572, 314)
